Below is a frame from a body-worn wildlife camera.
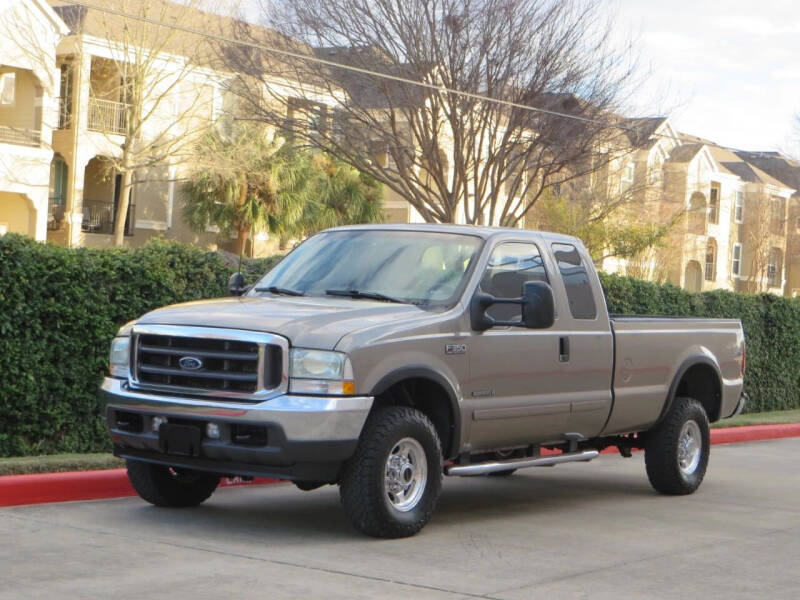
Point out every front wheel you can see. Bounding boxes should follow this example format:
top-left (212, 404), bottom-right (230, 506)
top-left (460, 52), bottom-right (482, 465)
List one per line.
top-left (339, 406), bottom-right (443, 538)
top-left (126, 460), bottom-right (220, 507)
top-left (644, 397), bottom-right (710, 495)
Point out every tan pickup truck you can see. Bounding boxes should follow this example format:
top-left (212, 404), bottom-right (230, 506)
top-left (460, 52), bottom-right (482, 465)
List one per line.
top-left (101, 225), bottom-right (746, 537)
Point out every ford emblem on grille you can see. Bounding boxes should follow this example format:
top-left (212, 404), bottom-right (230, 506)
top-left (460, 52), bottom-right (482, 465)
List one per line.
top-left (178, 356), bottom-right (204, 371)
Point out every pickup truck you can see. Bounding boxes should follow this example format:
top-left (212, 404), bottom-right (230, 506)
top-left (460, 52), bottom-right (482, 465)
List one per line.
top-left (101, 224), bottom-right (746, 538)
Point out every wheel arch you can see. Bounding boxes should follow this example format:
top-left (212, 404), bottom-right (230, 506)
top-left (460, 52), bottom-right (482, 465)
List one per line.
top-left (370, 367), bottom-right (461, 459)
top-left (658, 356), bottom-right (723, 425)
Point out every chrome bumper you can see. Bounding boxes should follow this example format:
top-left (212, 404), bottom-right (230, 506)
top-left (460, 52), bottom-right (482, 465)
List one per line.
top-left (100, 377), bottom-right (373, 442)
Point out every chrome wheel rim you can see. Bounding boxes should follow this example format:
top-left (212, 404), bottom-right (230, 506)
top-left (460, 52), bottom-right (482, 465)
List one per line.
top-left (677, 420), bottom-right (702, 475)
top-left (384, 437), bottom-right (427, 512)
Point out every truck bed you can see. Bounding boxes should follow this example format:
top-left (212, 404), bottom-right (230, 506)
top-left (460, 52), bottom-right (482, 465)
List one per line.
top-left (603, 315), bottom-right (745, 435)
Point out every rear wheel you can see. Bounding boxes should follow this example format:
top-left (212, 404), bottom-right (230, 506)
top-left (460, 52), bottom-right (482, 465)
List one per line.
top-left (339, 406), bottom-right (443, 538)
top-left (126, 460), bottom-right (219, 507)
top-left (644, 397), bottom-right (710, 495)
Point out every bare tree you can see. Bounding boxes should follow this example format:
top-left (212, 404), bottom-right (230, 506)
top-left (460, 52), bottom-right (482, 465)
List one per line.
top-left (222, 0), bottom-right (640, 226)
top-left (59, 0), bottom-right (224, 245)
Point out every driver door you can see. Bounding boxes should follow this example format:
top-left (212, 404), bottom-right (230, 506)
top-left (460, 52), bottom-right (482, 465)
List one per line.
top-left (465, 240), bottom-right (570, 448)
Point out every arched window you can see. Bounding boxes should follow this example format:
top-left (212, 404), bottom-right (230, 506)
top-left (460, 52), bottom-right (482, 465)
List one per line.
top-left (684, 260), bottom-right (703, 292)
top-left (704, 238), bottom-right (717, 281)
top-left (48, 155), bottom-right (68, 230)
top-left (688, 192), bottom-right (706, 234)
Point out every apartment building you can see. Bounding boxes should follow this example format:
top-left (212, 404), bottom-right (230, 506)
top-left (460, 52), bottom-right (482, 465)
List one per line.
top-left (597, 117), bottom-right (797, 297)
top-left (1, 1), bottom-right (797, 295)
top-left (0, 0), bottom-right (68, 240)
top-left (1, 0), bottom-right (338, 256)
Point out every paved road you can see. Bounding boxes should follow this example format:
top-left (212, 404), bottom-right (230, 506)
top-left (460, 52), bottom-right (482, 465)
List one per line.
top-left (1, 438), bottom-right (798, 599)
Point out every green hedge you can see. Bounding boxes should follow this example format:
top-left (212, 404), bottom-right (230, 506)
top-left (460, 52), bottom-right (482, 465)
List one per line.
top-left (0, 234), bottom-right (797, 457)
top-left (0, 234), bottom-right (281, 457)
top-left (599, 273), bottom-right (800, 414)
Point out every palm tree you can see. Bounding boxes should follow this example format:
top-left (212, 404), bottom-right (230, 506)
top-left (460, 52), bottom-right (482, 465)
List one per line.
top-left (272, 154), bottom-right (384, 246)
top-left (183, 124), bottom-right (313, 255)
top-left (184, 124), bottom-right (384, 254)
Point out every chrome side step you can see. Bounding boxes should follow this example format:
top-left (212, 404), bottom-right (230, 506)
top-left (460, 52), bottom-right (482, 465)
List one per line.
top-left (444, 449), bottom-right (599, 477)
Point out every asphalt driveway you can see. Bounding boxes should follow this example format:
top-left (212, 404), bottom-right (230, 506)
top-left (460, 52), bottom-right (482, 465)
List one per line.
top-left (1, 438), bottom-right (798, 599)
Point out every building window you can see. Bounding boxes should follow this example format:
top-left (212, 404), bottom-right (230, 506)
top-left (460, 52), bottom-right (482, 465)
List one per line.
top-left (708, 184), bottom-right (719, 224)
top-left (0, 72), bottom-right (16, 105)
top-left (734, 191), bottom-right (744, 224)
top-left (48, 156), bottom-right (68, 230)
top-left (767, 247), bottom-right (783, 288)
top-left (704, 238), bottom-right (717, 282)
top-left (731, 243), bottom-right (742, 277)
top-left (619, 162), bottom-right (634, 193)
top-left (770, 197), bottom-right (784, 234)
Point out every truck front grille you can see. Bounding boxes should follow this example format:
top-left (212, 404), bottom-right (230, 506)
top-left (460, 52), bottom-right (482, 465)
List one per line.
top-left (130, 327), bottom-right (286, 399)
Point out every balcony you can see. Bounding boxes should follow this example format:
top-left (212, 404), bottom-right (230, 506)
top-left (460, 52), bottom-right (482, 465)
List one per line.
top-left (0, 124), bottom-right (41, 146)
top-left (81, 198), bottom-right (134, 235)
top-left (87, 98), bottom-right (128, 135)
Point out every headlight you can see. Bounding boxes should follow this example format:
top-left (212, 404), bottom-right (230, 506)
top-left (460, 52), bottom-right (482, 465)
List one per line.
top-left (108, 320), bottom-right (136, 378)
top-left (109, 336), bottom-right (130, 378)
top-left (289, 349), bottom-right (355, 395)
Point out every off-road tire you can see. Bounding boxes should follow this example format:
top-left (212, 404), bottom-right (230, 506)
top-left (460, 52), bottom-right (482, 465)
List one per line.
top-left (644, 397), bottom-right (710, 495)
top-left (126, 460), bottom-right (220, 507)
top-left (339, 406), bottom-right (443, 538)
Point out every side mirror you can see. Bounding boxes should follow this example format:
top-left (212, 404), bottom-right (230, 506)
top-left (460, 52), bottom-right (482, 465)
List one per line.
top-left (470, 280), bottom-right (555, 331)
top-left (228, 272), bottom-right (247, 296)
top-left (521, 281), bottom-right (555, 329)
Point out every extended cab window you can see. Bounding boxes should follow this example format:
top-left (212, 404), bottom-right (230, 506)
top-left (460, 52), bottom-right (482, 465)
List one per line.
top-left (551, 243), bottom-right (597, 319)
top-left (480, 242), bottom-right (548, 322)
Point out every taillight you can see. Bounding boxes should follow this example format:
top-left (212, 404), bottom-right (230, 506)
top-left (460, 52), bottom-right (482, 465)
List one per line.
top-left (741, 340), bottom-right (746, 375)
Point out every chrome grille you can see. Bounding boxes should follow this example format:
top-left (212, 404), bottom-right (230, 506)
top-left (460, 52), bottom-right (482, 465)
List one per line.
top-left (130, 325), bottom-right (288, 400)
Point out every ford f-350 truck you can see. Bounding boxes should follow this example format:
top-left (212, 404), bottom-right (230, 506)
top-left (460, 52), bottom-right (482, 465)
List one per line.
top-left (101, 225), bottom-right (746, 537)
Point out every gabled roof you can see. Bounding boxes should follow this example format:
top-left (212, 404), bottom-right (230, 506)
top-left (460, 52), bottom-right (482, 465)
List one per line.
top-left (708, 145), bottom-right (790, 188)
top-left (620, 116), bottom-right (668, 147)
top-left (667, 143), bottom-right (703, 163)
top-left (734, 151), bottom-right (800, 196)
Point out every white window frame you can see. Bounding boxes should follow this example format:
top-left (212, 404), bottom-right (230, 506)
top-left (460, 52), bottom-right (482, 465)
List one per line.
top-left (708, 185), bottom-right (719, 224)
top-left (734, 191), bottom-right (744, 224)
top-left (731, 243), bottom-right (742, 277)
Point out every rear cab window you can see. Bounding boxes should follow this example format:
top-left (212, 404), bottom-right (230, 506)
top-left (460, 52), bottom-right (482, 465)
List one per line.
top-left (551, 243), bottom-right (597, 319)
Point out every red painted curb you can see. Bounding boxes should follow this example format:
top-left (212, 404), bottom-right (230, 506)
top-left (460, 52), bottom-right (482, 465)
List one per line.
top-left (1, 423), bottom-right (798, 508)
top-left (0, 469), bottom-right (279, 508)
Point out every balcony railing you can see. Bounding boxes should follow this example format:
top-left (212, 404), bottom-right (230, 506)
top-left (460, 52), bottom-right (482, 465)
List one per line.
top-left (0, 125), bottom-right (41, 146)
top-left (48, 200), bottom-right (65, 231)
top-left (87, 98), bottom-right (128, 135)
top-left (82, 199), bottom-right (135, 235)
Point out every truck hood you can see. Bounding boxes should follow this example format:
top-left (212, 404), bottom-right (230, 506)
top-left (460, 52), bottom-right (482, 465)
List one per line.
top-left (136, 296), bottom-right (428, 349)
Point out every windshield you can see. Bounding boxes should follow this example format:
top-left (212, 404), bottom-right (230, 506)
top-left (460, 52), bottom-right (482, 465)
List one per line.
top-left (252, 230), bottom-right (483, 307)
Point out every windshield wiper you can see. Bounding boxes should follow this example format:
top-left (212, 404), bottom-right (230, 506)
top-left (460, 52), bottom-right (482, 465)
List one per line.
top-left (325, 289), bottom-right (408, 304)
top-left (253, 285), bottom-right (305, 297)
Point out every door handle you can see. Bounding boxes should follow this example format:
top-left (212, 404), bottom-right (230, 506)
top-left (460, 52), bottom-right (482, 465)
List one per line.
top-left (559, 336), bottom-right (570, 362)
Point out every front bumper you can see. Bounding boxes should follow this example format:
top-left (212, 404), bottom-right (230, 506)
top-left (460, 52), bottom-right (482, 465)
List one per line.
top-left (100, 377), bottom-right (373, 481)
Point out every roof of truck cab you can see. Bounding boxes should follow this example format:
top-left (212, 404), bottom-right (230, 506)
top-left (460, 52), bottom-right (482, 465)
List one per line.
top-left (324, 223), bottom-right (581, 244)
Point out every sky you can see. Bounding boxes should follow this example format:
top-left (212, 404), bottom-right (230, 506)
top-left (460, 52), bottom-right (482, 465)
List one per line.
top-left (614, 0), bottom-right (800, 154)
top-left (238, 0), bottom-right (800, 155)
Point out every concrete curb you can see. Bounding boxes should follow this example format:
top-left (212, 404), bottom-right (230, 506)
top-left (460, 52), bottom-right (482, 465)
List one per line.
top-left (2, 423), bottom-right (798, 508)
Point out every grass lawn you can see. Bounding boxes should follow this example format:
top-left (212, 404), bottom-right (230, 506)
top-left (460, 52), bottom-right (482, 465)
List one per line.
top-left (0, 453), bottom-right (123, 476)
top-left (1, 409), bottom-right (798, 475)
top-left (712, 408), bottom-right (800, 429)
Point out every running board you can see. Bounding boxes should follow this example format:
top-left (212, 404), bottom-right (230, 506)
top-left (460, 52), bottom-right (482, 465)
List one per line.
top-left (444, 449), bottom-right (599, 477)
